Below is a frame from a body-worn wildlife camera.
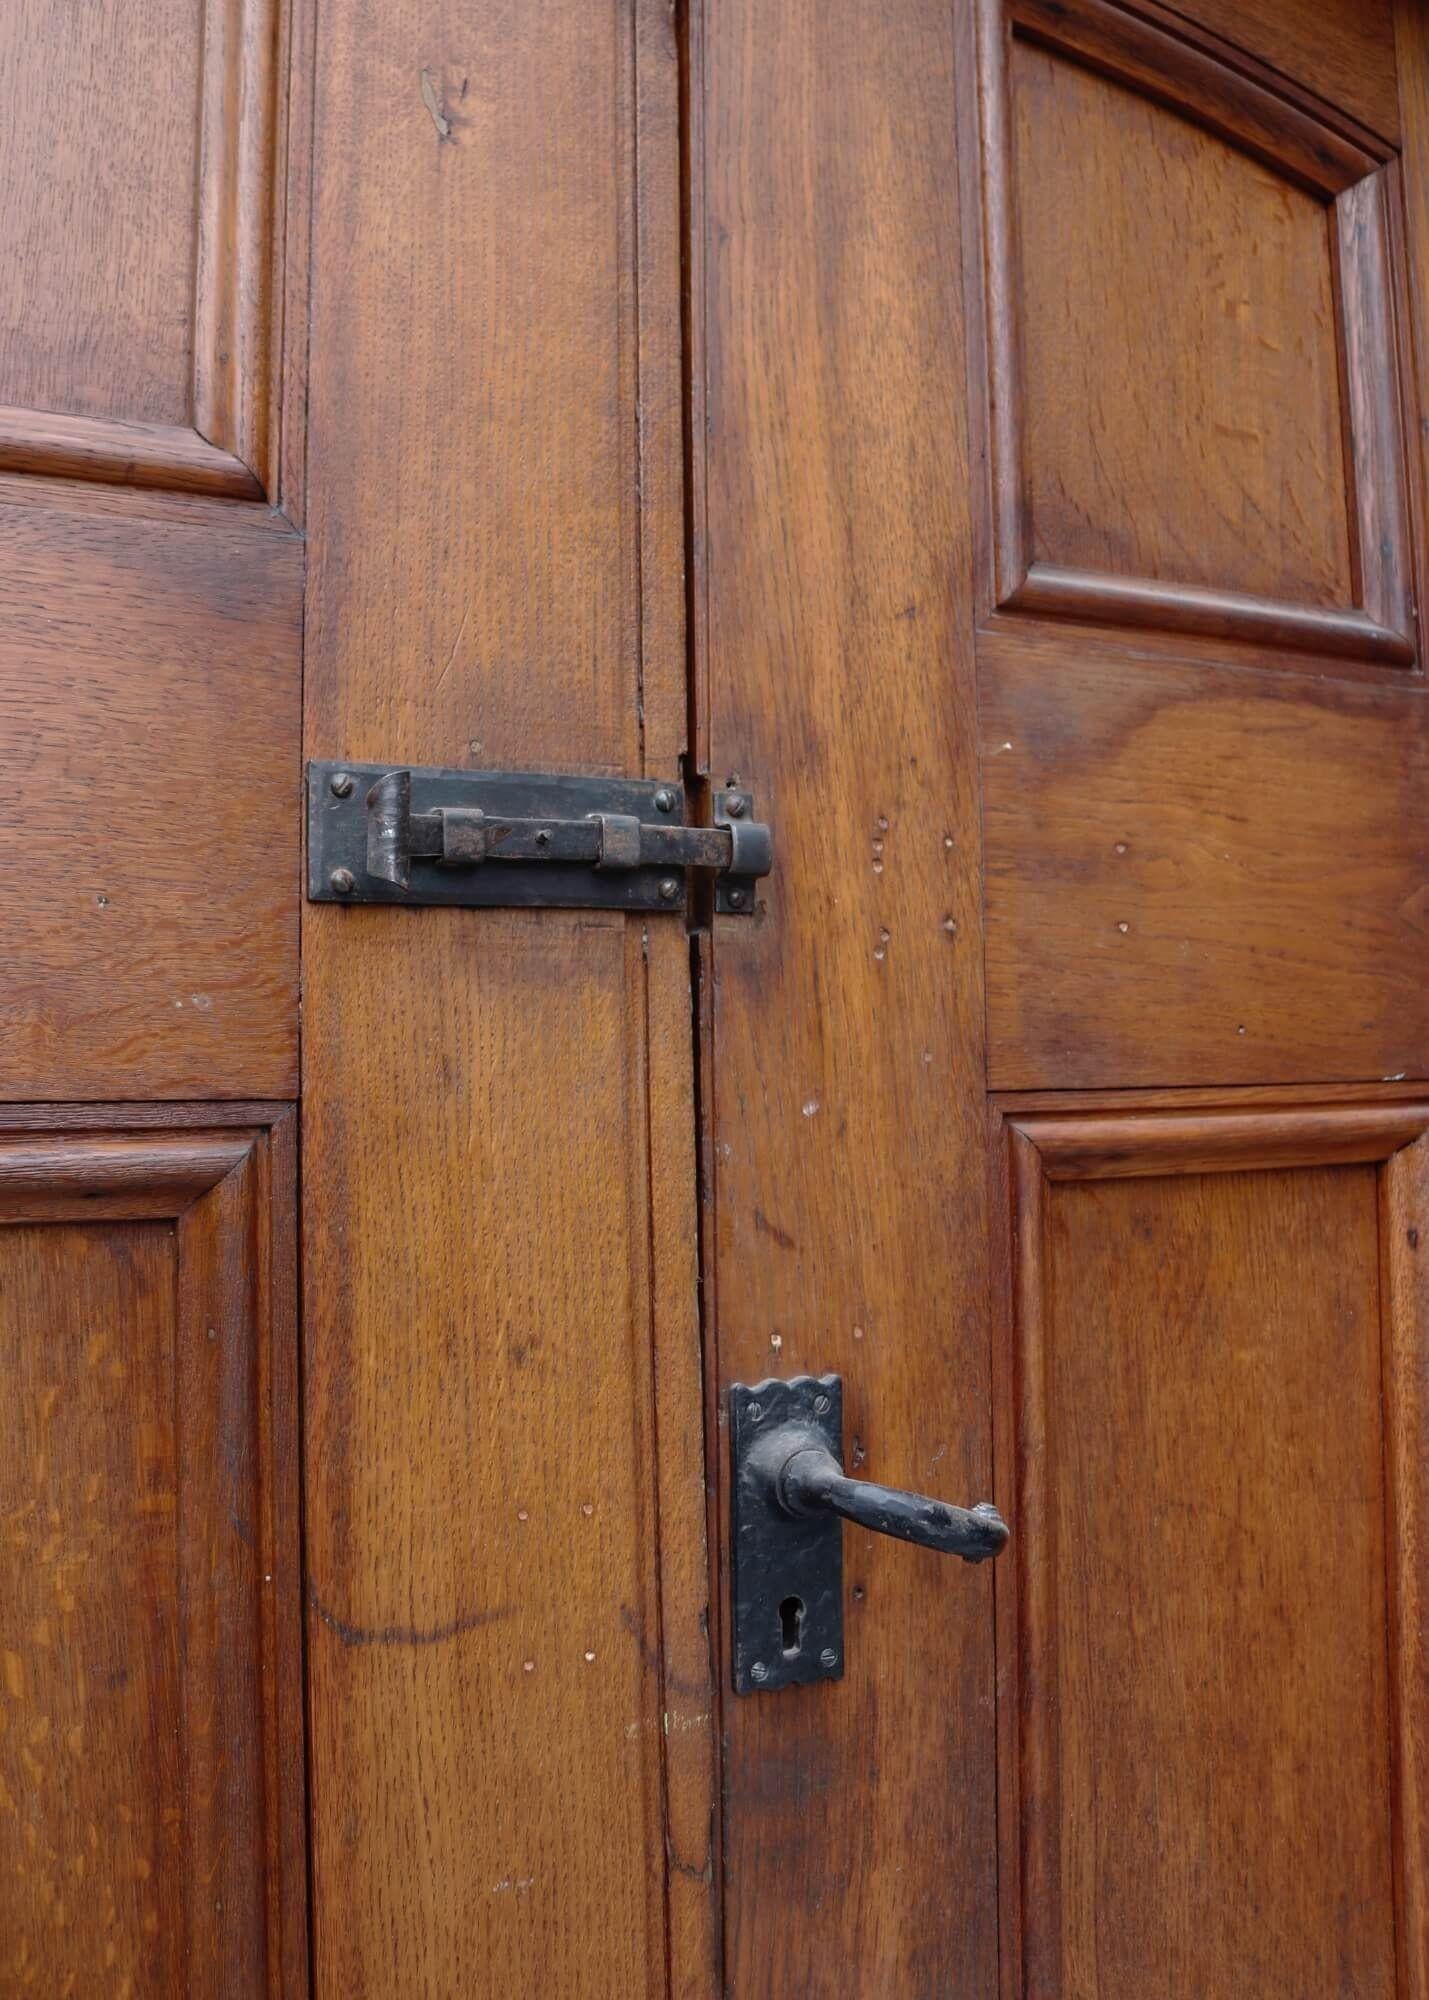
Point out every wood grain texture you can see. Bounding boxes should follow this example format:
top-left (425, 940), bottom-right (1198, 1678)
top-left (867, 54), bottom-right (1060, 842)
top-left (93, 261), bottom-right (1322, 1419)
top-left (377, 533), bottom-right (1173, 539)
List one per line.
top-left (1002, 1105), bottom-right (1427, 1997)
top-left (0, 498), bottom-right (301, 1101)
top-left (1393, 0), bottom-right (1429, 676)
top-left (1012, 22), bottom-right (1342, 602)
top-left (694, 0), bottom-right (998, 1987)
top-left (1382, 1128), bottom-right (1429, 1996)
top-left (969, 0), bottom-right (1418, 666)
top-left (0, 0), bottom-right (282, 498)
top-left (0, 0), bottom-right (201, 429)
top-left (0, 410), bottom-right (265, 502)
top-left (1013, 0), bottom-right (1378, 195)
top-left (193, 0), bottom-right (282, 491)
top-left (300, 2), bottom-right (710, 1993)
top-left (1003, 565), bottom-right (1414, 662)
top-left (0, 1119), bottom-right (304, 1996)
top-left (1013, 1099), bottom-right (1429, 1177)
top-left (1160, 0), bottom-right (1400, 141)
top-left (980, 630), bottom-right (1429, 1089)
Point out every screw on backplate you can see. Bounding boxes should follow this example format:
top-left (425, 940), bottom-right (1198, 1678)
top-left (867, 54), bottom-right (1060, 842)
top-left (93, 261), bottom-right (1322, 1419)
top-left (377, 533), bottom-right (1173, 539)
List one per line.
top-left (747, 1402), bottom-right (763, 1422)
top-left (328, 867), bottom-right (356, 896)
top-left (725, 793), bottom-right (746, 818)
top-left (750, 1661), bottom-right (769, 1684)
top-left (659, 877), bottom-right (681, 903)
top-left (726, 889), bottom-right (747, 911)
top-left (813, 1393), bottom-right (831, 1415)
top-left (819, 1648), bottom-right (838, 1670)
top-left (654, 788), bottom-right (677, 813)
top-left (535, 828), bottom-right (552, 849)
top-left (329, 771), bottom-right (354, 798)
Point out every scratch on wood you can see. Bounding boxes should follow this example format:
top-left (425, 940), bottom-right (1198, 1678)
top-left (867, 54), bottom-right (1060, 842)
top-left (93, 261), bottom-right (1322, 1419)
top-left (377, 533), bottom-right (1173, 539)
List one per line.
top-left (420, 66), bottom-right (453, 142)
top-left (753, 1207), bottom-right (798, 1252)
top-left (308, 1581), bottom-right (513, 1648)
top-left (618, 1604), bottom-right (708, 1700)
top-left (436, 601), bottom-right (471, 691)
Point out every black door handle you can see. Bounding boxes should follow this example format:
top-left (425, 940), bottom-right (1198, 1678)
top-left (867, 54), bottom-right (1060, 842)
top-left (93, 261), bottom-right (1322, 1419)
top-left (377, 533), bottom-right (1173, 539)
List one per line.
top-left (772, 1441), bottom-right (1009, 1561)
top-left (729, 1375), bottom-right (1008, 1692)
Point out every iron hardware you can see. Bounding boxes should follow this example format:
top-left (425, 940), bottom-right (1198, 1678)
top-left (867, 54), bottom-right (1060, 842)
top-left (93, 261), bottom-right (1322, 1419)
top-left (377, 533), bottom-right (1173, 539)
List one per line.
top-left (729, 1374), bottom-right (1008, 1693)
top-left (307, 763), bottom-right (772, 915)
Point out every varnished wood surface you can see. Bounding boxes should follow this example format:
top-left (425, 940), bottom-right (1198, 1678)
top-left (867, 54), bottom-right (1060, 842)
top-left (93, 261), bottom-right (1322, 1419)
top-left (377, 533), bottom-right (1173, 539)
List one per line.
top-left (1009, 1100), bottom-right (1429, 1177)
top-left (1160, 0), bottom-right (1400, 141)
top-left (0, 1119), bottom-right (304, 1996)
top-left (0, 0), bottom-right (283, 498)
top-left (0, 497), bottom-right (301, 1101)
top-left (0, 0), bottom-right (200, 429)
top-left (300, 2), bottom-right (711, 1993)
top-left (980, 632), bottom-right (1429, 1089)
top-left (1000, 1104), bottom-right (1429, 1996)
top-left (0, 409), bottom-right (265, 502)
top-left (1013, 0), bottom-right (1380, 197)
top-left (2, 1221), bottom-right (184, 1995)
top-left (1012, 32), bottom-right (1350, 610)
top-left (694, 0), bottom-right (998, 1987)
top-left (1013, 1144), bottom-right (1398, 1993)
top-left (1382, 1130), bottom-right (1429, 1995)
top-left (971, 0), bottom-right (1418, 665)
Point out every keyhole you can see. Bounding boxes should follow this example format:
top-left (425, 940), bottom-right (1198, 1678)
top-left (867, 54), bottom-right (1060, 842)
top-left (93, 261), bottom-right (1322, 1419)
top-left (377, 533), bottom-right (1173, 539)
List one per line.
top-left (779, 1595), bottom-right (805, 1656)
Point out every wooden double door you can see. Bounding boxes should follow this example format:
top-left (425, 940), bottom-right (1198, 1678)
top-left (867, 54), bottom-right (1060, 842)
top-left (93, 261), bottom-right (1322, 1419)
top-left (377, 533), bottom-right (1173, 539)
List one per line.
top-left (1, 0), bottom-right (1426, 1992)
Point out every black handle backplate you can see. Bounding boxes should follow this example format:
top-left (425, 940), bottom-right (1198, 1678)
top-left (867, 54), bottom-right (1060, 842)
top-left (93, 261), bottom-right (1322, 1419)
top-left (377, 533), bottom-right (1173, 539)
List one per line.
top-left (729, 1373), bottom-right (1007, 1695)
top-left (729, 1375), bottom-right (846, 1694)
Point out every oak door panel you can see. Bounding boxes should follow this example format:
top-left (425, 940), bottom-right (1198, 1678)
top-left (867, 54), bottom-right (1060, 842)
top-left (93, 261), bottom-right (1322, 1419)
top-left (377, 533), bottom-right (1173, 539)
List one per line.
top-left (0, 0), bottom-right (282, 497)
top-left (0, 498), bottom-right (301, 1103)
top-left (299, 2), bottom-right (712, 1994)
top-left (1156, 0), bottom-right (1399, 142)
top-left (0, 1119), bottom-right (304, 1998)
top-left (1013, 36), bottom-right (1354, 609)
top-left (1001, 1106), bottom-right (1429, 1998)
top-left (973, 0), bottom-right (1416, 663)
top-left (694, 0), bottom-right (999, 1988)
top-left (979, 635), bottom-right (1429, 1089)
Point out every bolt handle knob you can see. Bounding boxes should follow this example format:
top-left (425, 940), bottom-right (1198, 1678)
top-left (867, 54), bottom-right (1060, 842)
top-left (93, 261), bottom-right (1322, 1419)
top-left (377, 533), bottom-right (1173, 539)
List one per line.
top-left (774, 1441), bottom-right (1009, 1563)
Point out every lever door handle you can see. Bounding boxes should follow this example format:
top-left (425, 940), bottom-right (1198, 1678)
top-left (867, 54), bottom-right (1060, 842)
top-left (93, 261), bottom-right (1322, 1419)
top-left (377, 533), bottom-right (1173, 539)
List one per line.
top-left (729, 1375), bottom-right (1008, 1693)
top-left (773, 1442), bottom-right (1009, 1562)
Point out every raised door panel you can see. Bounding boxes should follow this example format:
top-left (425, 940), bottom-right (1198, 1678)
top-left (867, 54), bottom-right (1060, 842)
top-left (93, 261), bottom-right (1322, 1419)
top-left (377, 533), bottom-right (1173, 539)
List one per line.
top-left (0, 1120), bottom-right (305, 1997)
top-left (999, 1106), bottom-right (1429, 1997)
top-left (1013, 39), bottom-right (1354, 609)
top-left (977, 0), bottom-right (1415, 660)
top-left (0, 498), bottom-right (302, 1102)
top-left (968, 0), bottom-right (1429, 1092)
top-left (0, 0), bottom-right (283, 497)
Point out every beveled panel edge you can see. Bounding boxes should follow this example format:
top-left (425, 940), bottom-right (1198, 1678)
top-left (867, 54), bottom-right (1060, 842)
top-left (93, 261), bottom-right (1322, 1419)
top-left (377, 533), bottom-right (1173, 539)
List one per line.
top-left (1007, 1100), bottom-right (1429, 1178)
top-left (1005, 564), bottom-right (1417, 665)
top-left (1339, 170), bottom-right (1419, 654)
top-left (1011, 0), bottom-right (1381, 195)
top-left (0, 407), bottom-right (265, 501)
top-left (968, 0), bottom-right (1418, 667)
top-left (193, 0), bottom-right (283, 495)
top-left (0, 1127), bottom-right (264, 1222)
